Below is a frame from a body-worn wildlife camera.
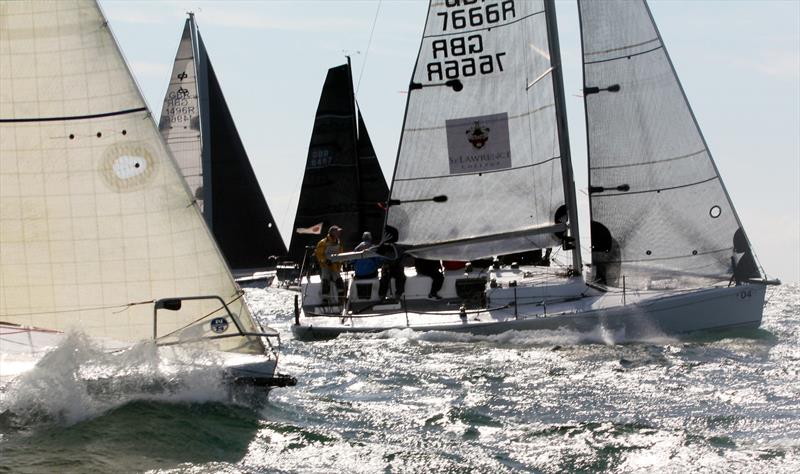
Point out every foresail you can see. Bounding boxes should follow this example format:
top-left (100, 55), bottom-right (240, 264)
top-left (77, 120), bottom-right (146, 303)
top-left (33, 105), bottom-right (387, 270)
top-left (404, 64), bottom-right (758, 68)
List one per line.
top-left (288, 64), bottom-right (362, 261)
top-left (203, 35), bottom-right (288, 270)
top-left (386, 0), bottom-right (570, 261)
top-left (579, 0), bottom-right (761, 289)
top-left (158, 19), bottom-right (204, 214)
top-left (0, 1), bottom-right (266, 354)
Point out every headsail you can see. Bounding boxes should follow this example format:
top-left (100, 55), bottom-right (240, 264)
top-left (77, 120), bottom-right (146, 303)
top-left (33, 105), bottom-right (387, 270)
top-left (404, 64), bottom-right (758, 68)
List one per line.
top-left (386, 0), bottom-right (578, 262)
top-left (0, 0), bottom-right (267, 354)
top-left (288, 63), bottom-right (388, 261)
top-left (579, 0), bottom-right (762, 288)
top-left (159, 15), bottom-right (287, 271)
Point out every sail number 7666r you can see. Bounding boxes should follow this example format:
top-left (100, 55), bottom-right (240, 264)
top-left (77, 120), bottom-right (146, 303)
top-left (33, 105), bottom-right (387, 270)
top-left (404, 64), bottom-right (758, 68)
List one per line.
top-left (437, 0), bottom-right (517, 31)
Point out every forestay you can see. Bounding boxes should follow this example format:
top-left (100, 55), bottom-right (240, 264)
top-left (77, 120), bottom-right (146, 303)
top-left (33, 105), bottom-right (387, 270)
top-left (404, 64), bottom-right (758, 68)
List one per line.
top-left (387, 0), bottom-right (570, 261)
top-left (579, 0), bottom-right (761, 289)
top-left (0, 0), bottom-right (267, 354)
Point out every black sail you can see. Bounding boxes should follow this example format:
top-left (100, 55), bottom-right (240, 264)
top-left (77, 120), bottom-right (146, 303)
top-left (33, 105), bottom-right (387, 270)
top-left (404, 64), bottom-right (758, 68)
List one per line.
top-left (578, 0), bottom-right (761, 288)
top-left (160, 18), bottom-right (287, 272)
top-left (288, 63), bottom-right (388, 262)
top-left (202, 39), bottom-right (287, 270)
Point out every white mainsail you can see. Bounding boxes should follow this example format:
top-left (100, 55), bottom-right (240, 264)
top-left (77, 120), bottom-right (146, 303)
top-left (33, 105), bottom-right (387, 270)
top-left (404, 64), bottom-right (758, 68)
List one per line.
top-left (386, 0), bottom-right (576, 261)
top-left (158, 16), bottom-right (205, 214)
top-left (0, 0), bottom-right (266, 354)
top-left (579, 0), bottom-right (762, 289)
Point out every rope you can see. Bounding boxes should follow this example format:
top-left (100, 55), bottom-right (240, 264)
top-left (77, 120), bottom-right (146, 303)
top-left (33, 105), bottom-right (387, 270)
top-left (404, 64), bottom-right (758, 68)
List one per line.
top-left (1, 299), bottom-right (155, 318)
top-left (355, 0), bottom-right (382, 95)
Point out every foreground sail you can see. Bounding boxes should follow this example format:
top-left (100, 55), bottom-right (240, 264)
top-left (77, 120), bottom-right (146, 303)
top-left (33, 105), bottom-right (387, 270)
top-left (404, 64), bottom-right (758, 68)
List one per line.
top-left (0, 0), bottom-right (291, 389)
top-left (159, 14), bottom-right (287, 274)
top-left (292, 0), bottom-right (774, 342)
top-left (385, 0), bottom-right (581, 264)
top-left (579, 0), bottom-right (761, 289)
top-left (288, 62), bottom-right (389, 262)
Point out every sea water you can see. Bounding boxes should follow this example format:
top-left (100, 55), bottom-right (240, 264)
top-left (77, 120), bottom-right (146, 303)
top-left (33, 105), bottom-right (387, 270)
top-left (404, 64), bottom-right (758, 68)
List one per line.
top-left (1, 284), bottom-right (798, 473)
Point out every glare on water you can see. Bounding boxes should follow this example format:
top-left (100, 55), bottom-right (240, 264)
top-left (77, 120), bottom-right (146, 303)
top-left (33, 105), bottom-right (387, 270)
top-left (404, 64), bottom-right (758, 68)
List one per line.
top-left (1, 284), bottom-right (798, 473)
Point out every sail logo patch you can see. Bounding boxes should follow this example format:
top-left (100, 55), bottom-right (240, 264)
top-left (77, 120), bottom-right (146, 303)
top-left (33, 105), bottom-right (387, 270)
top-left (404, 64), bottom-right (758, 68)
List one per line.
top-left (210, 317), bottom-right (229, 334)
top-left (466, 122), bottom-right (490, 149)
top-left (446, 112), bottom-right (511, 174)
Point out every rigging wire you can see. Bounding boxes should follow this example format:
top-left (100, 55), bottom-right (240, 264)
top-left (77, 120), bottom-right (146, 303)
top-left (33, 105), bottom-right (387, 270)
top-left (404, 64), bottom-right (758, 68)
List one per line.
top-left (355, 0), bottom-right (382, 96)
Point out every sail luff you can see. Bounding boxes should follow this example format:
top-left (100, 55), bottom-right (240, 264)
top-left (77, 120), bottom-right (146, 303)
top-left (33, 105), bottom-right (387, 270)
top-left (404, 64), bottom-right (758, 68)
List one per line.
top-left (383, 0), bottom-right (434, 239)
top-left (192, 13), bottom-right (213, 230)
top-left (544, 0), bottom-right (582, 273)
top-left (345, 56), bottom-right (364, 236)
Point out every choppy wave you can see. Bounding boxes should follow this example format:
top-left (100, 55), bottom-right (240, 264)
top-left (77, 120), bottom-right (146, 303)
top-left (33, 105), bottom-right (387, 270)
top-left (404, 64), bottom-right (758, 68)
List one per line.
top-left (0, 332), bottom-right (232, 428)
top-left (1, 284), bottom-right (798, 473)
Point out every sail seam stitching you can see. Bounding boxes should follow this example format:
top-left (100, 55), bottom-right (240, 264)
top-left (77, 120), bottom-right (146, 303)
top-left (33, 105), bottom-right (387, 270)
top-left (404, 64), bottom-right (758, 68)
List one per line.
top-left (584, 45), bottom-right (663, 65)
top-left (603, 246), bottom-right (733, 263)
top-left (584, 37), bottom-right (660, 56)
top-left (590, 149), bottom-right (706, 170)
top-left (395, 156), bottom-right (560, 182)
top-left (422, 10), bottom-right (544, 39)
top-left (0, 107), bottom-right (148, 123)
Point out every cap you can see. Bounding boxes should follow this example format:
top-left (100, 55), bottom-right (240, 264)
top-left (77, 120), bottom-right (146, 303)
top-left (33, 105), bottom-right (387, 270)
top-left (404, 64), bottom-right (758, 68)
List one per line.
top-left (328, 225), bottom-right (342, 234)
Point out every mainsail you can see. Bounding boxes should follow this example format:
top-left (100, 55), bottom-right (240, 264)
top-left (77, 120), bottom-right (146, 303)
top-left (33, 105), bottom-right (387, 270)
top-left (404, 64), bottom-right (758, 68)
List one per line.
top-left (386, 0), bottom-right (580, 263)
top-left (159, 15), bottom-right (287, 271)
top-left (288, 62), bottom-right (389, 261)
top-left (579, 0), bottom-right (762, 288)
top-left (0, 0), bottom-right (267, 354)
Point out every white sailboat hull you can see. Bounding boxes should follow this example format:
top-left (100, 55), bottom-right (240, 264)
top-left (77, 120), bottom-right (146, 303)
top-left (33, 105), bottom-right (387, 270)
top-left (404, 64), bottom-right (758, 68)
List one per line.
top-left (292, 281), bottom-right (765, 342)
top-left (0, 324), bottom-right (289, 393)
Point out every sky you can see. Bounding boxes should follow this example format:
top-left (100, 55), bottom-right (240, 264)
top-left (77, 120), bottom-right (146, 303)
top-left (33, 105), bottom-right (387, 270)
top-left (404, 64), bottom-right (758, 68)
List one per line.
top-left (99, 0), bottom-right (800, 283)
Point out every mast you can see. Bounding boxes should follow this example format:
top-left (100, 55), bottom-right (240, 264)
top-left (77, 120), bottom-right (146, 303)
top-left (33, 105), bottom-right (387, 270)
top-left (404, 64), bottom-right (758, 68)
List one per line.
top-left (346, 55), bottom-right (363, 236)
top-left (189, 12), bottom-right (213, 229)
top-left (544, 0), bottom-right (582, 273)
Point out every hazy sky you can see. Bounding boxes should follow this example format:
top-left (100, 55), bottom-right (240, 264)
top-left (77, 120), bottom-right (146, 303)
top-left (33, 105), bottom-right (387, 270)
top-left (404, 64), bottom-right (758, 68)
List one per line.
top-left (99, 0), bottom-right (800, 282)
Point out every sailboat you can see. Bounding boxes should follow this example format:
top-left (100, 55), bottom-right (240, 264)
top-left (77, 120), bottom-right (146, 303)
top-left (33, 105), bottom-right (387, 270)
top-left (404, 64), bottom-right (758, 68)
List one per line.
top-left (158, 13), bottom-right (287, 283)
top-left (291, 0), bottom-right (778, 341)
top-left (287, 59), bottom-right (390, 270)
top-left (0, 1), bottom-right (294, 392)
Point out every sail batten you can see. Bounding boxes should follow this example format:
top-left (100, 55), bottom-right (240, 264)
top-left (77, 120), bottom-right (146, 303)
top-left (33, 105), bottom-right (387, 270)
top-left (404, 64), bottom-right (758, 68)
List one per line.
top-left (579, 0), bottom-right (762, 289)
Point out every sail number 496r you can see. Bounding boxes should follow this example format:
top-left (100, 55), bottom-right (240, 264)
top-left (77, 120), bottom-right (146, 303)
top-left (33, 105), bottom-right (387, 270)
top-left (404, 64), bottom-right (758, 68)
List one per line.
top-left (437, 0), bottom-right (516, 31)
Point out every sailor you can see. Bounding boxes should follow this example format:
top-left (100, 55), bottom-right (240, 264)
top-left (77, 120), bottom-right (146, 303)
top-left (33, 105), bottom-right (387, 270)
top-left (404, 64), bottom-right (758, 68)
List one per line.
top-left (315, 225), bottom-right (345, 300)
top-left (353, 231), bottom-right (380, 279)
top-left (377, 225), bottom-right (406, 301)
top-left (414, 258), bottom-right (444, 300)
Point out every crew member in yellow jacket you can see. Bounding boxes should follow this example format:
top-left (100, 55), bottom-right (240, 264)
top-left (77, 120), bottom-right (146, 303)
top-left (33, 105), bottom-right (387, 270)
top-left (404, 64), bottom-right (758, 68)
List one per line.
top-left (315, 225), bottom-right (345, 301)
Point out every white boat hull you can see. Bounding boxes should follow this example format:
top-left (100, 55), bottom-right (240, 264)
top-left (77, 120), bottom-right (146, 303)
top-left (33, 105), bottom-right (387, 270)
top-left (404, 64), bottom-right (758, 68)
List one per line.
top-left (0, 324), bottom-right (291, 392)
top-left (292, 283), bottom-right (766, 342)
